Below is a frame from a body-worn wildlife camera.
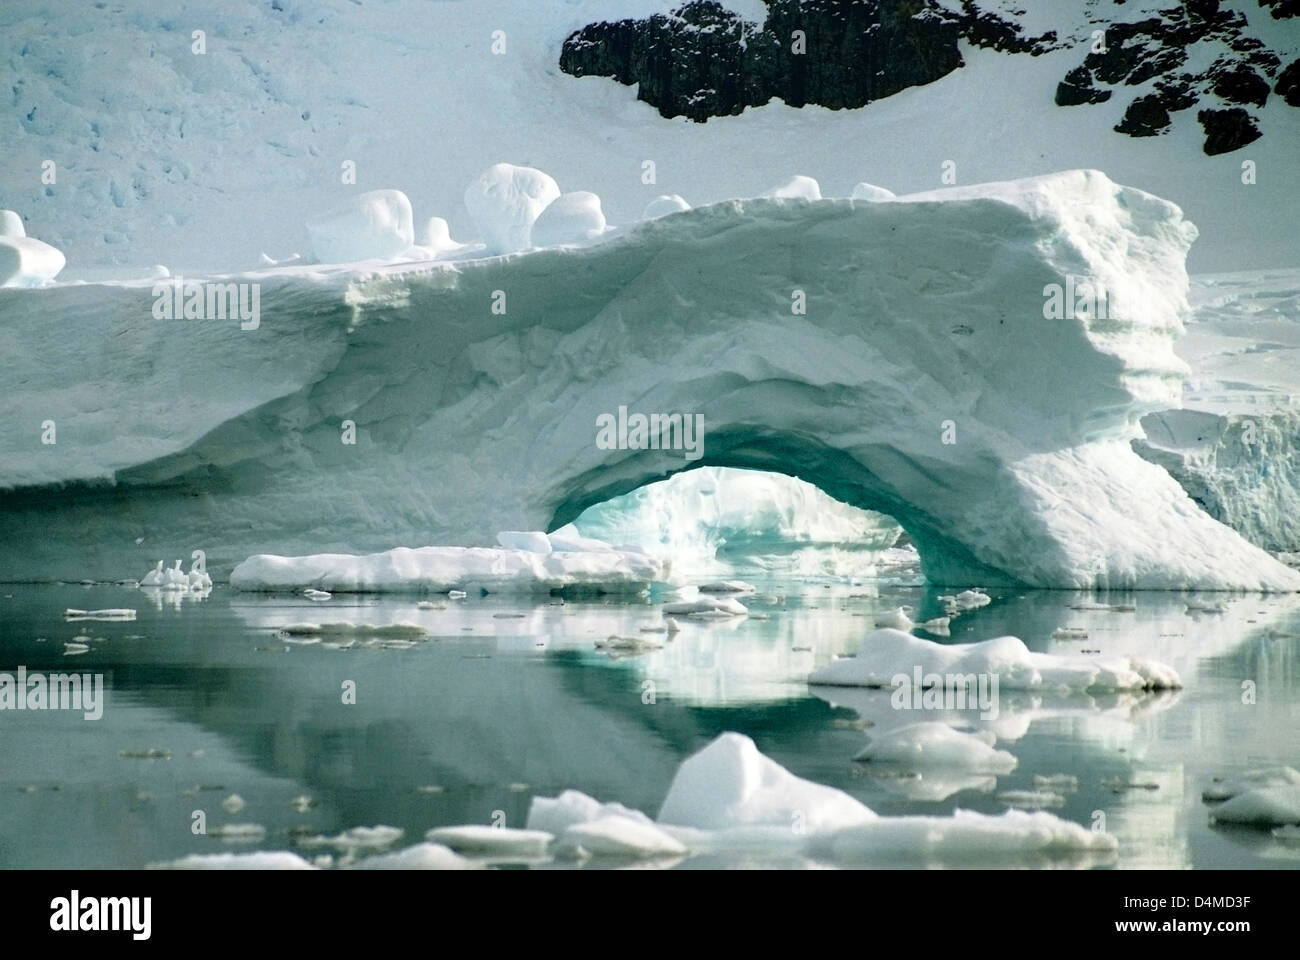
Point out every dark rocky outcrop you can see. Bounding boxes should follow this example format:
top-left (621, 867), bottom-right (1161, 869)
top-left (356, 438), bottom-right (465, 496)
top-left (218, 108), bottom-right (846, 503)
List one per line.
top-left (1115, 94), bottom-right (1173, 136)
top-left (1198, 106), bottom-right (1262, 154)
top-left (1056, 65), bottom-right (1112, 105)
top-left (1210, 62), bottom-right (1270, 106)
top-left (1276, 58), bottom-right (1300, 106)
top-left (558, 0), bottom-right (1053, 122)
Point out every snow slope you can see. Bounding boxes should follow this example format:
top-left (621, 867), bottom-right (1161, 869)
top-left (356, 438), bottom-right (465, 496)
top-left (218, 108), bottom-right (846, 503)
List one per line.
top-left (2, 0), bottom-right (1298, 276)
top-left (1, 169), bottom-right (1296, 589)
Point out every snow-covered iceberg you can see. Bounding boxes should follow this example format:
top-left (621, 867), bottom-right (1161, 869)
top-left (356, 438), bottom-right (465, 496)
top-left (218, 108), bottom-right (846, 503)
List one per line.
top-left (2, 170), bottom-right (1296, 590)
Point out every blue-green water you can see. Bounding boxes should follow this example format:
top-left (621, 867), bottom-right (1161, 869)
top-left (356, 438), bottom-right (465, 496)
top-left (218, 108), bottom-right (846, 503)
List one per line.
top-left (0, 577), bottom-right (1297, 869)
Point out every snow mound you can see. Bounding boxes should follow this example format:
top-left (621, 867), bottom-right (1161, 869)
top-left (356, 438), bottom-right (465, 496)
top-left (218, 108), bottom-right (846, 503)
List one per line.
top-left (231, 544), bottom-right (665, 594)
top-left (642, 195), bottom-right (691, 220)
top-left (854, 722), bottom-right (1018, 773)
top-left (657, 732), bottom-right (877, 832)
top-left (0, 210), bottom-right (24, 237)
top-left (305, 189), bottom-right (414, 264)
top-left (463, 163), bottom-right (560, 255)
top-left (809, 628), bottom-right (1182, 692)
top-left (851, 182), bottom-right (896, 202)
top-left (423, 826), bottom-right (551, 857)
top-left (414, 216), bottom-right (471, 258)
top-left (762, 175), bottom-right (821, 201)
top-left (530, 191), bottom-right (607, 247)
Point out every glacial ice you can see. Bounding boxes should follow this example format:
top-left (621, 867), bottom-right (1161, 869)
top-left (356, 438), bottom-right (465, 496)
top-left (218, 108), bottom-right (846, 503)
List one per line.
top-left (0, 234), bottom-right (66, 288)
top-left (463, 162), bottom-right (560, 254)
top-left (530, 191), bottom-right (608, 247)
top-left (761, 175), bottom-right (822, 201)
top-left (424, 825), bottom-right (552, 857)
top-left (808, 628), bottom-right (1182, 692)
top-left (853, 722), bottom-right (1018, 773)
top-left (641, 195), bottom-right (691, 220)
top-left (305, 189), bottom-right (414, 264)
top-left (851, 182), bottom-right (896, 202)
top-left (3, 170), bottom-right (1298, 590)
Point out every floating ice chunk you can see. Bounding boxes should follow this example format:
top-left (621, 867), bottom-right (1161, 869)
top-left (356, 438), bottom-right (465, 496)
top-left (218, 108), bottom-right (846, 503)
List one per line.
top-left (558, 816), bottom-right (686, 859)
top-left (1273, 824), bottom-right (1300, 843)
top-left (424, 825), bottom-right (553, 857)
top-left (657, 732), bottom-right (876, 832)
top-left (1034, 773), bottom-right (1080, 791)
top-left (997, 790), bottom-right (1066, 809)
top-left (661, 596), bottom-right (747, 618)
top-left (209, 823), bottom-right (267, 842)
top-left (232, 543), bottom-right (662, 594)
top-left (150, 851), bottom-right (316, 869)
top-left (302, 589), bottom-right (331, 601)
top-left (850, 182), bottom-right (896, 202)
top-left (496, 531), bottom-right (553, 554)
top-left (761, 175), bottom-right (821, 201)
top-left (63, 608), bottom-right (136, 621)
top-left (874, 605), bottom-right (914, 630)
top-left (0, 210), bottom-right (24, 237)
top-left (1209, 786), bottom-right (1300, 827)
top-left (594, 634), bottom-right (662, 652)
top-left (141, 561), bottom-right (164, 587)
top-left (641, 194), bottom-right (690, 220)
top-left (0, 235), bottom-right (66, 287)
top-left (810, 628), bottom-right (1180, 692)
top-left (808, 808), bottom-right (1116, 862)
top-left (305, 189), bottom-right (414, 264)
top-left (525, 789), bottom-right (654, 835)
top-left (280, 621), bottom-right (429, 638)
top-left (531, 191), bottom-right (608, 247)
top-left (463, 163), bottom-right (561, 255)
top-left (298, 825), bottom-right (404, 851)
top-left (353, 843), bottom-right (474, 870)
top-left (222, 793), bottom-right (246, 813)
top-left (1202, 766), bottom-right (1300, 802)
top-left (697, 580), bottom-right (756, 594)
top-left (854, 723), bottom-right (1017, 773)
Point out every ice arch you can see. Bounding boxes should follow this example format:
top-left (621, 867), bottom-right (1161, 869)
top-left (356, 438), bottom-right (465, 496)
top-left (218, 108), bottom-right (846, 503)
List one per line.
top-left (0, 170), bottom-right (1295, 589)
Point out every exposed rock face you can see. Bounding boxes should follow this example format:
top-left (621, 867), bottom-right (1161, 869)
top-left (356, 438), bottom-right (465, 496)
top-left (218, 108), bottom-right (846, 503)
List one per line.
top-left (1198, 106), bottom-right (1263, 154)
top-left (1115, 94), bottom-right (1173, 136)
top-left (558, 0), bottom-right (1053, 122)
top-left (561, 1), bottom-right (1297, 154)
top-left (1277, 59), bottom-right (1300, 105)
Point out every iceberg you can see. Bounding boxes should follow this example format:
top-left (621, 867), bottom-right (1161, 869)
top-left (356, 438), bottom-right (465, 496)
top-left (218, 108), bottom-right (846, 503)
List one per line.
top-left (305, 189), bottom-right (414, 264)
top-left (2, 171), bottom-right (1297, 590)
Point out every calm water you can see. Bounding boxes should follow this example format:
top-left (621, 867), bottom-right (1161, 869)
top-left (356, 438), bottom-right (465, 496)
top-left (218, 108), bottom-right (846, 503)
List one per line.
top-left (1, 576), bottom-right (1297, 869)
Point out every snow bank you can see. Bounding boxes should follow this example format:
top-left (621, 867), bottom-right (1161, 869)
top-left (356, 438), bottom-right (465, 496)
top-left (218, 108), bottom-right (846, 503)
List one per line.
top-left (762, 175), bottom-right (821, 201)
top-left (463, 163), bottom-right (560, 254)
top-left (0, 211), bottom-right (23, 237)
top-left (530, 191), bottom-right (607, 247)
top-left (230, 544), bottom-right (666, 594)
top-left (305, 189), bottom-right (414, 263)
top-left (4, 171), bottom-right (1298, 589)
top-left (809, 628), bottom-right (1182, 692)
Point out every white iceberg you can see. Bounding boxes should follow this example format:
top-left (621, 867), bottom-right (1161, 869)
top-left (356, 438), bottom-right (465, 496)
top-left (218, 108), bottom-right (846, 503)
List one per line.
top-left (853, 722), bottom-right (1018, 773)
top-left (851, 182), bottom-right (896, 202)
top-left (530, 191), bottom-right (607, 247)
top-left (641, 194), bottom-right (691, 220)
top-left (424, 825), bottom-right (552, 857)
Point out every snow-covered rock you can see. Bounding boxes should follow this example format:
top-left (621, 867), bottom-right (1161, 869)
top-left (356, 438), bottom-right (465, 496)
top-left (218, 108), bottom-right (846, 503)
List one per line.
top-left (463, 163), bottom-right (560, 254)
top-left (530, 191), bottom-right (607, 247)
top-left (809, 628), bottom-right (1182, 692)
top-left (641, 195), bottom-right (691, 220)
top-left (3, 171), bottom-right (1298, 588)
top-left (305, 189), bottom-right (414, 263)
top-left (656, 732), bottom-right (877, 832)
